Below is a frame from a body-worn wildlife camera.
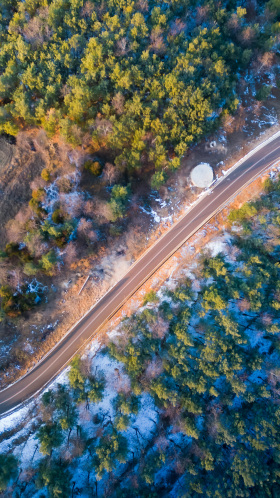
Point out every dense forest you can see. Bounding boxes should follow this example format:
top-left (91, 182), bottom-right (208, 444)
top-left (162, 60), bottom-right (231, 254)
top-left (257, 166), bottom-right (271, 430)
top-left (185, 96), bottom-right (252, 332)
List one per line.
top-left (1, 0), bottom-right (279, 377)
top-left (0, 0), bottom-right (279, 186)
top-left (1, 174), bottom-right (280, 496)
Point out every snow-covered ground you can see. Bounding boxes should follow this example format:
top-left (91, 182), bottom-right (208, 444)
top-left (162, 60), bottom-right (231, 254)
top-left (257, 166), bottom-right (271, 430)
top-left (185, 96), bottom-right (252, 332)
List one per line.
top-left (1, 126), bottom-right (280, 495)
top-left (0, 211), bottom-right (278, 496)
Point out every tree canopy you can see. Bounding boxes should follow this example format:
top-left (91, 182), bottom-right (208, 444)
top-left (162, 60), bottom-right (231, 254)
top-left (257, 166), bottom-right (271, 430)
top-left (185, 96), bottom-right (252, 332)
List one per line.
top-left (0, 0), bottom-right (276, 178)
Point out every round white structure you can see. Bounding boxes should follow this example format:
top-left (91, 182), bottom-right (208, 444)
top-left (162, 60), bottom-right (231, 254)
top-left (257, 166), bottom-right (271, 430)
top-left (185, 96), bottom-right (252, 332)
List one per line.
top-left (190, 163), bottom-right (214, 188)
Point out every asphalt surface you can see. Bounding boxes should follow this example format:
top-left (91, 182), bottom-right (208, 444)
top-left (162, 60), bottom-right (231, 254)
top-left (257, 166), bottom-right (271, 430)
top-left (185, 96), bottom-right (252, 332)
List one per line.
top-left (1, 134), bottom-right (280, 416)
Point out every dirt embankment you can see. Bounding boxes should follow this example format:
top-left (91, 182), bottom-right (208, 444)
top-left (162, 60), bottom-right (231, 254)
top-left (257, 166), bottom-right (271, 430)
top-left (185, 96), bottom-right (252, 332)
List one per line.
top-left (0, 135), bottom-right (46, 248)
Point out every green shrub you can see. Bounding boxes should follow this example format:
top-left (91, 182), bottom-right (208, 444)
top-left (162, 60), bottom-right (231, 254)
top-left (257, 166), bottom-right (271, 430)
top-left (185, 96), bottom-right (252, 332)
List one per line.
top-left (0, 284), bottom-right (39, 317)
top-left (29, 189), bottom-right (46, 216)
top-left (84, 160), bottom-right (102, 176)
top-left (41, 168), bottom-right (51, 182)
top-left (113, 392), bottom-right (140, 415)
top-left (52, 209), bottom-right (65, 224)
top-left (115, 414), bottom-right (130, 431)
top-left (151, 171), bottom-right (167, 190)
top-left (109, 184), bottom-right (130, 220)
top-left (228, 203), bottom-right (258, 223)
top-left (40, 250), bottom-right (57, 274)
top-left (263, 177), bottom-right (274, 193)
top-left (143, 290), bottom-right (159, 305)
top-left (0, 454), bottom-right (18, 492)
top-left (255, 85), bottom-right (272, 101)
top-left (41, 219), bottom-right (75, 246)
top-left (23, 262), bottom-right (39, 276)
top-left (109, 224), bottom-right (123, 237)
top-left (31, 189), bottom-right (45, 202)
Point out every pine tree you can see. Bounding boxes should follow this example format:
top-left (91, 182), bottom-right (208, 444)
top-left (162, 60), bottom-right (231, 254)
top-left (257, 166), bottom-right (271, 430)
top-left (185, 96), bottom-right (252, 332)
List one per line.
top-left (0, 454), bottom-right (18, 492)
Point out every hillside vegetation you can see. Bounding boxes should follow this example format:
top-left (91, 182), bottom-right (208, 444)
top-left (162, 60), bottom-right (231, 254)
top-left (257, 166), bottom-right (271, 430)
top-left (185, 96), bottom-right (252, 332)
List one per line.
top-left (1, 0), bottom-right (280, 379)
top-left (1, 175), bottom-right (280, 496)
top-left (0, 0), bottom-right (279, 185)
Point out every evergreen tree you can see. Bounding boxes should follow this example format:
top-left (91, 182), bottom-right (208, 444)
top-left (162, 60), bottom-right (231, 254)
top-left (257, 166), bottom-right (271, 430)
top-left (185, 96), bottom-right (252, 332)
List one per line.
top-left (0, 454), bottom-right (18, 492)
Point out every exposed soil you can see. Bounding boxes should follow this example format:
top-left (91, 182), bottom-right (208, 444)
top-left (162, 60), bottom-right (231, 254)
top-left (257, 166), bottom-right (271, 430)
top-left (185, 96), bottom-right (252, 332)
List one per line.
top-left (0, 135), bottom-right (45, 247)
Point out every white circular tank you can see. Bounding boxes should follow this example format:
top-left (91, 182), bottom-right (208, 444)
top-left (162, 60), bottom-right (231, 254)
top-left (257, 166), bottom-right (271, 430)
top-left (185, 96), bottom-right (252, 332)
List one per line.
top-left (190, 163), bottom-right (214, 188)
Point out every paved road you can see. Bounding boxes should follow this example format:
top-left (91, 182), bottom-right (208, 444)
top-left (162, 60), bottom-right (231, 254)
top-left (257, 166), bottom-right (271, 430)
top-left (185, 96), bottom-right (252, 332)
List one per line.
top-left (1, 133), bottom-right (280, 416)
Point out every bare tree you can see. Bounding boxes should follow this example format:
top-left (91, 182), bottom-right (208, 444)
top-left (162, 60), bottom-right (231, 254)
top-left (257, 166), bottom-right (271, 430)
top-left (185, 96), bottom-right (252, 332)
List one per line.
top-left (94, 200), bottom-right (114, 222)
top-left (114, 371), bottom-right (131, 394)
top-left (234, 105), bottom-right (246, 132)
top-left (254, 52), bottom-right (274, 74)
top-left (77, 218), bottom-right (97, 245)
top-left (0, 261), bottom-right (10, 286)
top-left (16, 132), bottom-right (35, 168)
top-left (81, 0), bottom-right (95, 18)
top-left (115, 38), bottom-right (129, 57)
top-left (71, 435), bottom-right (86, 458)
top-left (77, 218), bottom-right (93, 235)
top-left (222, 114), bottom-right (235, 134)
top-left (238, 26), bottom-right (256, 46)
top-left (144, 358), bottom-right (163, 380)
top-left (64, 242), bottom-right (78, 268)
top-left (18, 466), bottom-right (37, 485)
top-left (151, 317), bottom-right (169, 339)
top-left (22, 8), bottom-right (52, 47)
top-left (6, 206), bottom-right (33, 243)
top-left (81, 132), bottom-right (92, 150)
top-left (8, 268), bottom-right (24, 290)
top-left (170, 19), bottom-right (186, 37)
top-left (135, 0), bottom-right (148, 12)
top-left (227, 13), bottom-right (240, 33)
top-left (237, 298), bottom-right (251, 312)
top-left (25, 232), bottom-right (47, 258)
top-left (6, 219), bottom-right (26, 244)
top-left (155, 435), bottom-right (170, 452)
top-left (30, 176), bottom-right (46, 191)
top-left (83, 200), bottom-right (95, 218)
top-left (222, 105), bottom-right (246, 134)
top-left (173, 457), bottom-right (186, 476)
top-left (195, 5), bottom-right (210, 25)
top-left (56, 176), bottom-right (73, 194)
top-left (125, 228), bottom-right (143, 259)
top-left (94, 118), bottom-right (113, 138)
top-left (150, 28), bottom-right (166, 55)
top-left (59, 192), bottom-right (84, 218)
top-left (34, 129), bottom-right (49, 151)
top-left (111, 93), bottom-right (125, 115)
top-left (103, 162), bottom-right (120, 186)
top-left (261, 312), bottom-right (272, 326)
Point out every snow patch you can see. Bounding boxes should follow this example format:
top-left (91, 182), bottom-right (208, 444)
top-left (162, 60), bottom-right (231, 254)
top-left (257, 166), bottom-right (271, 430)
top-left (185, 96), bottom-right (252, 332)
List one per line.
top-left (0, 404), bottom-right (32, 434)
top-left (205, 237), bottom-right (227, 257)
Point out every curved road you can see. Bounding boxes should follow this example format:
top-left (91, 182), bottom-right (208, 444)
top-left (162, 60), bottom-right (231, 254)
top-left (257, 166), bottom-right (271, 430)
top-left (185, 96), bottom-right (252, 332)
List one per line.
top-left (1, 133), bottom-right (280, 416)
